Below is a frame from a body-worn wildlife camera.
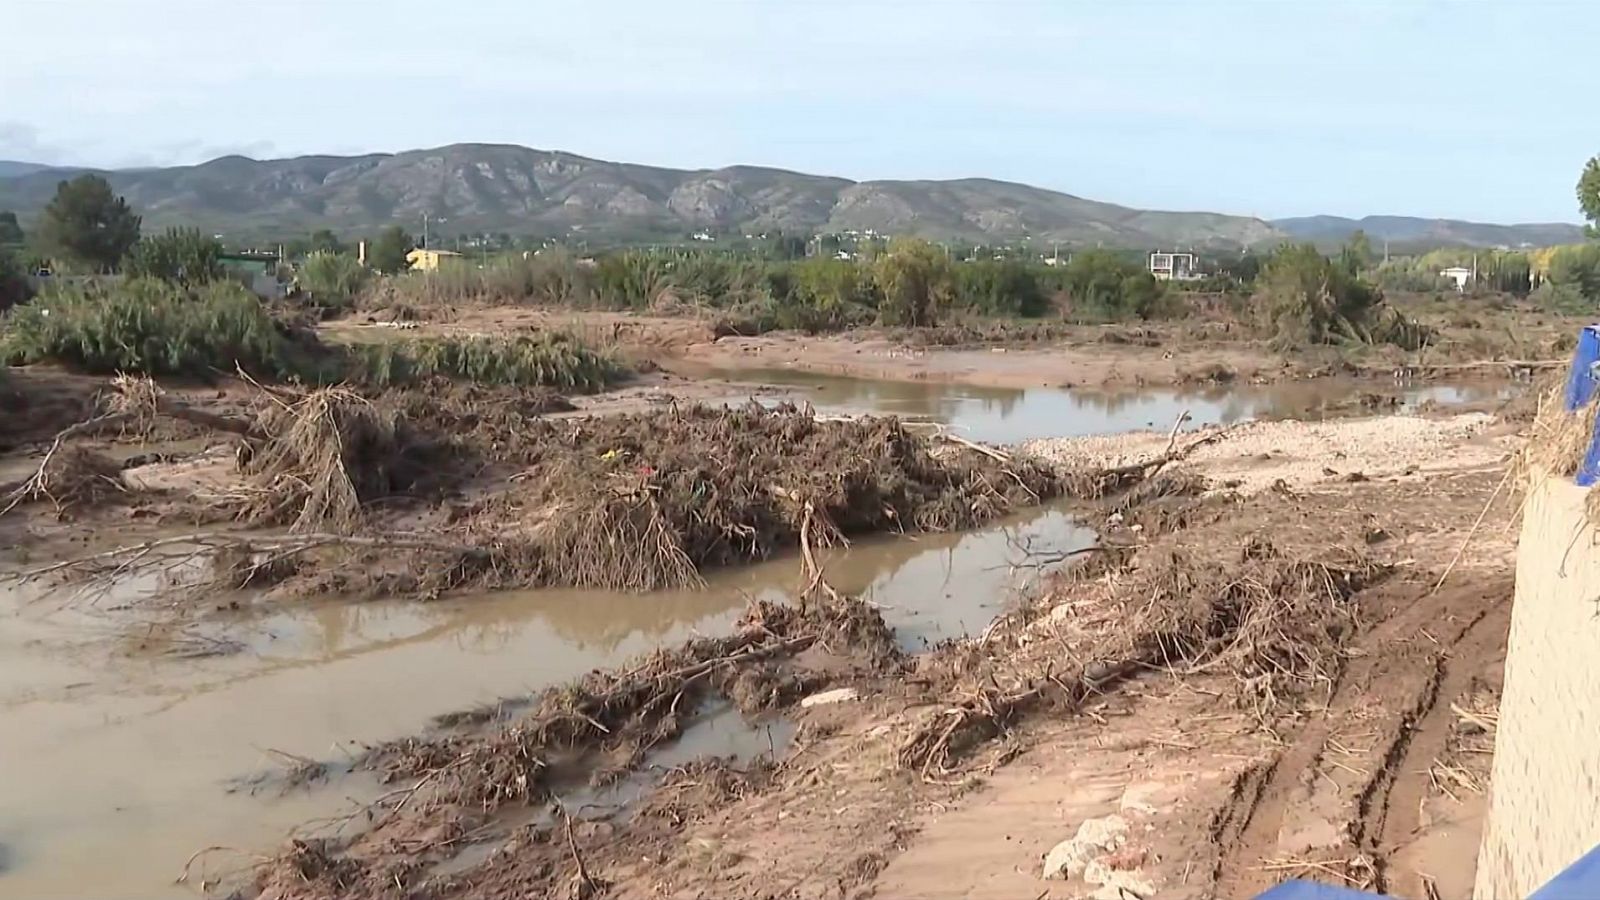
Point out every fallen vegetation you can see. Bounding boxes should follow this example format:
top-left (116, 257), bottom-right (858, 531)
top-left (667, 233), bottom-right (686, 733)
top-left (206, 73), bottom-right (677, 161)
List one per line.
top-left (5, 394), bottom-right (1076, 599)
top-left (231, 388), bottom-right (447, 534)
top-left (897, 538), bottom-right (1384, 779)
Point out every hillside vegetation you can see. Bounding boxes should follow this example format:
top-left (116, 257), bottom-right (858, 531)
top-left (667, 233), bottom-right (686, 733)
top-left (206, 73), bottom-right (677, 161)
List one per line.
top-left (0, 144), bottom-right (1280, 247)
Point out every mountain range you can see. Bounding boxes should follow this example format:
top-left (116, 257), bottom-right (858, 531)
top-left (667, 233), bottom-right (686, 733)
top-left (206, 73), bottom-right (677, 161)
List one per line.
top-left (1271, 215), bottom-right (1582, 251)
top-left (0, 145), bottom-right (1582, 250)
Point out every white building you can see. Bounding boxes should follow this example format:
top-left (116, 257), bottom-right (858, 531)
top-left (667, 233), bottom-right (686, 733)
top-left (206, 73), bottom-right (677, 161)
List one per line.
top-left (1149, 251), bottom-right (1201, 281)
top-left (1440, 266), bottom-right (1473, 292)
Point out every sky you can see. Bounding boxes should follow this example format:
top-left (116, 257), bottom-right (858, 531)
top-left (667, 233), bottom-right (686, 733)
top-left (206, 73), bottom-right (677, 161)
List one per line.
top-left (2, 0), bottom-right (1595, 223)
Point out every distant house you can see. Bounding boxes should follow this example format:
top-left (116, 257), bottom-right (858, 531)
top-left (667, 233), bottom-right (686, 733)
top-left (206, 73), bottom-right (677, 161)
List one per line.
top-left (406, 248), bottom-right (463, 272)
top-left (1149, 251), bottom-right (1200, 281)
top-left (1440, 266), bottom-right (1474, 292)
top-left (220, 250), bottom-right (286, 300)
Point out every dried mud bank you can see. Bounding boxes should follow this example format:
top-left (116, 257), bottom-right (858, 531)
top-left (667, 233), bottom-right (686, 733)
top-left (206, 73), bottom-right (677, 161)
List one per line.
top-left (206, 410), bottom-right (1520, 900)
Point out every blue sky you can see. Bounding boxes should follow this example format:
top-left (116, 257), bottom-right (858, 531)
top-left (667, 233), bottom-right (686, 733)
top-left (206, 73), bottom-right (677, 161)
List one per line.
top-left (2, 0), bottom-right (1594, 223)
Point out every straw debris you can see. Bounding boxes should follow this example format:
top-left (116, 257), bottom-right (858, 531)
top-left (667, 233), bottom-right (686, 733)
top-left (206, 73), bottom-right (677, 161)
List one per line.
top-left (367, 592), bottom-right (897, 815)
top-left (898, 539), bottom-right (1384, 778)
top-left (447, 403), bottom-right (1063, 592)
top-left (232, 388), bottom-right (442, 534)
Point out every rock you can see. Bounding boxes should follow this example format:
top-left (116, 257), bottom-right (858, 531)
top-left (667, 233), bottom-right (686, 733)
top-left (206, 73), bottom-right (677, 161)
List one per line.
top-left (799, 687), bottom-right (859, 708)
top-left (1042, 814), bottom-right (1128, 880)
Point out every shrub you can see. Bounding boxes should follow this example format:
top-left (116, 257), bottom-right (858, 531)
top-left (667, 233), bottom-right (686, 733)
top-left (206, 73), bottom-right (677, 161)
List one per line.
top-left (0, 247), bottom-right (31, 311)
top-left (480, 251), bottom-right (592, 305)
top-left (954, 260), bottom-right (1049, 316)
top-left (872, 238), bottom-right (953, 326)
top-left (1060, 250), bottom-right (1172, 321)
top-left (1, 278), bottom-right (300, 377)
top-left (1546, 244), bottom-right (1600, 306)
top-left (300, 252), bottom-right (370, 309)
top-left (343, 334), bottom-right (626, 392)
top-left (1253, 243), bottom-right (1429, 350)
top-left (122, 227), bottom-right (224, 285)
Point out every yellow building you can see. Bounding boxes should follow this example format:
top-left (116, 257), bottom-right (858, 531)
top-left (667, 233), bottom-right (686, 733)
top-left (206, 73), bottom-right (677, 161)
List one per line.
top-left (405, 248), bottom-right (464, 272)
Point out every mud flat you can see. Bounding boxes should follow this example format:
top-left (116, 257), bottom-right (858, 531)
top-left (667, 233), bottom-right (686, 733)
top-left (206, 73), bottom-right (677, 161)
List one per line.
top-left (193, 409), bottom-right (1521, 900)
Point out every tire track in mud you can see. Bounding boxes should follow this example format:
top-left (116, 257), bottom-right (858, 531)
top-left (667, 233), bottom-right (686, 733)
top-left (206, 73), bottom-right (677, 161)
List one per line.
top-left (1210, 577), bottom-right (1510, 897)
top-left (1366, 601), bottom-right (1507, 894)
top-left (1209, 756), bottom-right (1283, 888)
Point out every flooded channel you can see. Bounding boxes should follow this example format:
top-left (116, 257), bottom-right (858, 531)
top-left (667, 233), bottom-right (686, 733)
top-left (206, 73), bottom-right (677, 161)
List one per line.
top-left (690, 367), bottom-right (1518, 443)
top-left (0, 372), bottom-right (1506, 898)
top-left (0, 500), bottom-right (1089, 898)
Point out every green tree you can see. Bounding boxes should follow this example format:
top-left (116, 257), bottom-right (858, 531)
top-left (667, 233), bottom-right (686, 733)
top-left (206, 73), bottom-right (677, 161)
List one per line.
top-left (953, 259), bottom-right (1048, 316)
top-left (0, 211), bottom-right (23, 247)
top-left (1340, 229), bottom-right (1375, 275)
top-left (123, 227), bottom-right (224, 285)
top-left (308, 229), bottom-right (346, 255)
top-left (872, 238), bottom-right (952, 326)
top-left (1254, 243), bottom-right (1412, 346)
top-left (1578, 156), bottom-right (1600, 234)
top-left (368, 226), bottom-right (415, 274)
top-left (35, 174), bottom-right (141, 272)
top-left (1217, 250), bottom-right (1262, 286)
top-left (1545, 243), bottom-right (1600, 306)
top-left (0, 246), bottom-right (32, 309)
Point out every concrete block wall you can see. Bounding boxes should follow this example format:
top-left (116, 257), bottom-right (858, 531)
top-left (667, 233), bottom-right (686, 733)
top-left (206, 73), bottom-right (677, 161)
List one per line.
top-left (1475, 473), bottom-right (1600, 898)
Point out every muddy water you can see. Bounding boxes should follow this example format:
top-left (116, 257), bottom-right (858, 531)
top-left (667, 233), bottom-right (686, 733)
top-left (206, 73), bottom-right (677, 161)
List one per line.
top-left (689, 367), bottom-right (1518, 444)
top-left (0, 500), bottom-right (1090, 898)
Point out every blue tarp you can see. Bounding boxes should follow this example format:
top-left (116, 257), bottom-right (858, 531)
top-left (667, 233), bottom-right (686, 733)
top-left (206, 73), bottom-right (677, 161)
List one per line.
top-left (1254, 882), bottom-right (1393, 900)
top-left (1564, 324), bottom-right (1600, 486)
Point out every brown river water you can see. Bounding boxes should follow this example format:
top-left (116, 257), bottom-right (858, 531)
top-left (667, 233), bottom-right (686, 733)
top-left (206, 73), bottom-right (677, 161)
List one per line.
top-left (0, 374), bottom-right (1515, 898)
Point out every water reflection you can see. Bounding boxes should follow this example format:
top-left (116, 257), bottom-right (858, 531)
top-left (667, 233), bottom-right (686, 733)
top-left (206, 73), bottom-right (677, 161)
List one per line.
top-left (689, 367), bottom-right (1517, 444)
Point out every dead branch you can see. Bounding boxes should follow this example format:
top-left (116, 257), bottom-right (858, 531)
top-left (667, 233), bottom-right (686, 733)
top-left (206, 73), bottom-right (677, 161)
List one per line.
top-left (561, 807), bottom-right (609, 899)
top-left (0, 412), bottom-right (133, 515)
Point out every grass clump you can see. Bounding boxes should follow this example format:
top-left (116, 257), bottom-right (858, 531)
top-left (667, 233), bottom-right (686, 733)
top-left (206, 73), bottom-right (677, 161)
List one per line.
top-left (344, 334), bottom-right (626, 392)
top-left (1, 278), bottom-right (303, 378)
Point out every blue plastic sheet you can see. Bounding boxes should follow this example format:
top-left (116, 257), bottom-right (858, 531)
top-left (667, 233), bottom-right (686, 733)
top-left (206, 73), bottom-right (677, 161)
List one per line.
top-left (1253, 881), bottom-right (1393, 900)
top-left (1531, 843), bottom-right (1600, 899)
top-left (1564, 324), bottom-right (1600, 487)
top-left (1250, 843), bottom-right (1600, 899)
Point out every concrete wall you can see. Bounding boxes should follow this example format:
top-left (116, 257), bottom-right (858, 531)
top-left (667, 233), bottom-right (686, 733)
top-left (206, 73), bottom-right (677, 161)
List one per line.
top-left (1475, 473), bottom-right (1600, 898)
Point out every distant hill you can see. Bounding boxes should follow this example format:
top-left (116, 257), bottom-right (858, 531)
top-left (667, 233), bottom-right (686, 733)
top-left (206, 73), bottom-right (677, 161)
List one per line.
top-left (1272, 214), bottom-right (1584, 250)
top-left (0, 160), bottom-right (59, 179)
top-left (0, 143), bottom-right (1281, 248)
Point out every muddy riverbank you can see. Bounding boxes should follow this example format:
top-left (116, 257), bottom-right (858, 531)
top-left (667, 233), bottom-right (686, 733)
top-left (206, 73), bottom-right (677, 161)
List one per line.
top-left (204, 410), bottom-right (1519, 900)
top-left (0, 347), bottom-right (1527, 899)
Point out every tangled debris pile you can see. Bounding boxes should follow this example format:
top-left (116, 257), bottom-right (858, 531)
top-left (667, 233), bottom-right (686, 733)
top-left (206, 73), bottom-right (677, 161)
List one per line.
top-left (232, 388), bottom-right (447, 534)
top-left (445, 403), bottom-right (1063, 591)
top-left (243, 590), bottom-right (898, 900)
top-left (897, 536), bottom-right (1385, 778)
top-left (7, 389), bottom-right (1082, 602)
